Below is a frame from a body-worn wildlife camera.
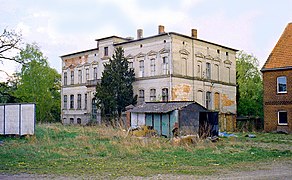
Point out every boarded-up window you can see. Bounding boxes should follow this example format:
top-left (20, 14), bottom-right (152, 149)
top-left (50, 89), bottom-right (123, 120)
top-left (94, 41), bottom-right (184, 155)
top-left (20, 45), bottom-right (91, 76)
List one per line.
top-left (214, 92), bottom-right (220, 110)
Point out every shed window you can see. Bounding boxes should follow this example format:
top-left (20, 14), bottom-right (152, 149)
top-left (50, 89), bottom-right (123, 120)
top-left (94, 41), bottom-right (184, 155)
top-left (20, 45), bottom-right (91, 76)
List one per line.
top-left (162, 88), bottom-right (168, 102)
top-left (278, 111), bottom-right (287, 125)
top-left (277, 76), bottom-right (287, 93)
top-left (150, 89), bottom-right (156, 101)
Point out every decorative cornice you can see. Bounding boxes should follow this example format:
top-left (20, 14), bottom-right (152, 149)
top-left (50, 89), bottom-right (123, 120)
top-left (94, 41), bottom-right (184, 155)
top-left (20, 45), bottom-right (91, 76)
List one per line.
top-left (147, 50), bottom-right (158, 57)
top-left (224, 59), bottom-right (232, 65)
top-left (195, 52), bottom-right (205, 58)
top-left (159, 48), bottom-right (169, 54)
top-left (179, 49), bottom-right (190, 55)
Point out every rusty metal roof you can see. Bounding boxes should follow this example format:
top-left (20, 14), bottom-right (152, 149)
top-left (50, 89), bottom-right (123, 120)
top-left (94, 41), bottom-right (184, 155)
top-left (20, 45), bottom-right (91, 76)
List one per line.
top-left (129, 101), bottom-right (207, 113)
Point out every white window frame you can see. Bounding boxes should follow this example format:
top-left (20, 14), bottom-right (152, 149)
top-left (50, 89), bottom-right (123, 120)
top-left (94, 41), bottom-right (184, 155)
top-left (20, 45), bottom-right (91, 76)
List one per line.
top-left (278, 111), bottom-right (288, 125)
top-left (277, 76), bottom-right (287, 94)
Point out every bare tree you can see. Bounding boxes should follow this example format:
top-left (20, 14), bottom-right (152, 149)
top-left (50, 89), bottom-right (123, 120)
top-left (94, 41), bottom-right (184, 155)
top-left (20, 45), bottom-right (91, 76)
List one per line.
top-left (0, 29), bottom-right (22, 63)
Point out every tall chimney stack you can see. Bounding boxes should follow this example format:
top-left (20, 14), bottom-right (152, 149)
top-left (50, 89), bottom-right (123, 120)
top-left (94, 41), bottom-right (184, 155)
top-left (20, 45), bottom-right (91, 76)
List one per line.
top-left (191, 29), bottom-right (197, 38)
top-left (158, 25), bottom-right (165, 34)
top-left (137, 29), bottom-right (143, 39)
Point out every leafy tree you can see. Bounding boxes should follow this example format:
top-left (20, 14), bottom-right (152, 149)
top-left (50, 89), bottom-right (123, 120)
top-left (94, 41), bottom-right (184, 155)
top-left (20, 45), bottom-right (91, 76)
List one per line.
top-left (95, 47), bottom-right (136, 122)
top-left (13, 43), bottom-right (61, 122)
top-left (0, 80), bottom-right (18, 103)
top-left (236, 51), bottom-right (263, 118)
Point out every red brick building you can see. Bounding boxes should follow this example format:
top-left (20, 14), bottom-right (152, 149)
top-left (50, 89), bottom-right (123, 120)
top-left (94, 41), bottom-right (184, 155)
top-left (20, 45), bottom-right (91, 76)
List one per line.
top-left (261, 23), bottom-right (292, 133)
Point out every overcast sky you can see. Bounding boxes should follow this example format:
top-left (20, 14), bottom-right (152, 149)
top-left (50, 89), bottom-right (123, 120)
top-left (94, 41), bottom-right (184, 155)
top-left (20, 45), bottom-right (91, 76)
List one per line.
top-left (0, 0), bottom-right (291, 81)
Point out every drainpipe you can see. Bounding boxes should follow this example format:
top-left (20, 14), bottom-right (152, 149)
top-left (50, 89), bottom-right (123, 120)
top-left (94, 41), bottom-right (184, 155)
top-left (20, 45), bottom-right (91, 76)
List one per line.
top-left (168, 33), bottom-right (172, 101)
top-left (192, 37), bottom-right (195, 102)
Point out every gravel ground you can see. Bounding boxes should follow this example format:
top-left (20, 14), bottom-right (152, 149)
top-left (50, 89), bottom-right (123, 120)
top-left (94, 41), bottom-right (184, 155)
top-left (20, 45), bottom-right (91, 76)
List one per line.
top-left (1, 160), bottom-right (291, 180)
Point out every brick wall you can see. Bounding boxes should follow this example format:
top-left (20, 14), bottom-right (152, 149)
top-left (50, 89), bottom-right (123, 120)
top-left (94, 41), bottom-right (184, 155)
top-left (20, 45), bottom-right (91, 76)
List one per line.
top-left (263, 69), bottom-right (292, 133)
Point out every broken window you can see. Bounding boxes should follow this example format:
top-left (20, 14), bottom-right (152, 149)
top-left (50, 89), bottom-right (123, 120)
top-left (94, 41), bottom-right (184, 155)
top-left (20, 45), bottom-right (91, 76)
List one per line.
top-left (70, 71), bottom-right (74, 85)
top-left (206, 91), bottom-right (212, 109)
top-left (64, 72), bottom-right (67, 86)
top-left (77, 118), bottom-right (81, 124)
top-left (139, 89), bottom-right (145, 102)
top-left (277, 76), bottom-right (287, 93)
top-left (77, 94), bottom-right (81, 109)
top-left (150, 59), bottom-right (155, 76)
top-left (63, 95), bottom-right (67, 109)
top-left (70, 118), bottom-right (74, 124)
top-left (150, 89), bottom-right (156, 101)
top-left (70, 95), bottom-right (74, 109)
top-left (278, 111), bottom-right (287, 125)
top-left (78, 70), bottom-right (82, 84)
top-left (162, 88), bottom-right (168, 102)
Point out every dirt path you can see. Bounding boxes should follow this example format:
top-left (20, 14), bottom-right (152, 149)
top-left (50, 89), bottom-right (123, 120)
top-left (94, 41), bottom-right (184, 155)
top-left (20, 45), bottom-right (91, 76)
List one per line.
top-left (1, 160), bottom-right (291, 180)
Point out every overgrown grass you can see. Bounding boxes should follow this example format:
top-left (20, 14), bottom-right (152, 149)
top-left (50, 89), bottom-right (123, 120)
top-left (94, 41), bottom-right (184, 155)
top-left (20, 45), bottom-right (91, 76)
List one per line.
top-left (0, 123), bottom-right (291, 178)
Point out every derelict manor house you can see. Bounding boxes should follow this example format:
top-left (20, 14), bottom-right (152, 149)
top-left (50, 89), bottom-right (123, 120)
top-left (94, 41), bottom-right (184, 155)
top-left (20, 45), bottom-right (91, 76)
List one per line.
top-left (61, 25), bottom-right (237, 131)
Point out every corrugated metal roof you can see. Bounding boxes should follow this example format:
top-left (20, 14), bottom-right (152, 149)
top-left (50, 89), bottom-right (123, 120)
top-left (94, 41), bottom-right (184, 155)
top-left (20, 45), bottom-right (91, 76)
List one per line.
top-left (129, 101), bottom-right (206, 113)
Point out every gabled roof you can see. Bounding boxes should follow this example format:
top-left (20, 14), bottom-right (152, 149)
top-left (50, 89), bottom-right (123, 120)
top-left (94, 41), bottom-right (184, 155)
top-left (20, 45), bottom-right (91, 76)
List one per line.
top-left (129, 101), bottom-right (208, 113)
top-left (262, 23), bottom-right (292, 71)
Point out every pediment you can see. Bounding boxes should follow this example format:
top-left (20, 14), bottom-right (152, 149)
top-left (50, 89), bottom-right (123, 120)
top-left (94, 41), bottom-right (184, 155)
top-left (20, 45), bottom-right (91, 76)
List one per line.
top-left (214, 57), bottom-right (221, 62)
top-left (69, 64), bottom-right (75, 69)
top-left (159, 48), bottom-right (169, 54)
top-left (179, 49), bottom-right (190, 55)
top-left (62, 66), bottom-right (69, 70)
top-left (147, 50), bottom-right (158, 57)
top-left (135, 52), bottom-right (146, 59)
top-left (195, 52), bottom-right (205, 58)
top-left (91, 60), bottom-right (99, 65)
top-left (205, 54), bottom-right (214, 60)
top-left (84, 62), bottom-right (91, 66)
top-left (224, 59), bottom-right (232, 65)
top-left (126, 54), bottom-right (134, 60)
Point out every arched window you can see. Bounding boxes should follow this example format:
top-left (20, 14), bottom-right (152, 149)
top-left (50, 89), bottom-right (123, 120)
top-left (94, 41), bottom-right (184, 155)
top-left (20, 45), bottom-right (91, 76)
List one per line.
top-left (77, 118), bottom-right (81, 124)
top-left (70, 118), bottom-right (74, 124)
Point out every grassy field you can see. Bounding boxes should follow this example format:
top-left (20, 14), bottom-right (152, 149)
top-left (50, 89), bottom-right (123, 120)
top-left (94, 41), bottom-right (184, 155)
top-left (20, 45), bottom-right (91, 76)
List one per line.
top-left (0, 123), bottom-right (291, 178)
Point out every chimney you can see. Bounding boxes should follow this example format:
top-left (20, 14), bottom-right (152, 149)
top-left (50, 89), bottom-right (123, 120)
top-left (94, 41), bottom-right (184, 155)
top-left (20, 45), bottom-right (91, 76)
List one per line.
top-left (137, 29), bottom-right (143, 39)
top-left (158, 25), bottom-right (165, 34)
top-left (191, 29), bottom-right (197, 38)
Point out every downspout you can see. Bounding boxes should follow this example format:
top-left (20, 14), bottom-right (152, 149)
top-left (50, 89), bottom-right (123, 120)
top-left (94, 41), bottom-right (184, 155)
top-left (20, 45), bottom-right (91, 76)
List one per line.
top-left (168, 33), bottom-right (172, 101)
top-left (192, 38), bottom-right (195, 102)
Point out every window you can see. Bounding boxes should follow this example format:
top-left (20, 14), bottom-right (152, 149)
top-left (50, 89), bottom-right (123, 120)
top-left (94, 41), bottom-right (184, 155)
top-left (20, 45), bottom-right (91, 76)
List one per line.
top-left (70, 71), bottom-right (74, 85)
top-left (70, 118), bottom-right (74, 124)
top-left (206, 62), bottom-right (211, 79)
top-left (206, 92), bottom-right (212, 109)
top-left (277, 76), bottom-right (287, 93)
top-left (162, 57), bottom-right (169, 75)
top-left (78, 70), bottom-right (82, 84)
top-left (63, 95), bottom-right (67, 109)
top-left (207, 47), bottom-right (210, 55)
top-left (94, 67), bottom-right (98, 79)
top-left (182, 58), bottom-right (187, 76)
top-left (197, 62), bottom-right (202, 78)
top-left (77, 94), bottom-right (81, 109)
top-left (139, 60), bottom-right (144, 77)
top-left (77, 118), bottom-right (81, 124)
top-left (278, 111), bottom-right (288, 125)
top-left (128, 61), bottom-right (133, 70)
top-left (214, 64), bottom-right (219, 81)
top-left (139, 89), bottom-right (145, 102)
top-left (64, 72), bottom-right (67, 85)
top-left (86, 68), bottom-right (89, 80)
top-left (226, 52), bottom-right (229, 60)
top-left (84, 93), bottom-right (87, 110)
top-left (150, 59), bottom-right (155, 76)
top-left (162, 88), bottom-right (168, 102)
top-left (92, 98), bottom-right (97, 119)
top-left (227, 67), bottom-right (231, 83)
top-left (150, 89), bottom-right (156, 101)
top-left (104, 47), bottom-right (108, 56)
top-left (214, 92), bottom-right (220, 110)
top-left (70, 95), bottom-right (74, 109)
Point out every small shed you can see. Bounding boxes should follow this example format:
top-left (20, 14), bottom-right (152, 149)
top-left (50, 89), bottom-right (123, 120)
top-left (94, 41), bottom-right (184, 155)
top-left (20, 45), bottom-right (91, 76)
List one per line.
top-left (128, 101), bottom-right (218, 138)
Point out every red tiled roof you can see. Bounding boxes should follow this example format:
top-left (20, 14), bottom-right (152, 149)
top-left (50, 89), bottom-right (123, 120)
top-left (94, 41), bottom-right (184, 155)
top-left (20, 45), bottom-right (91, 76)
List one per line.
top-left (262, 23), bottom-right (292, 70)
